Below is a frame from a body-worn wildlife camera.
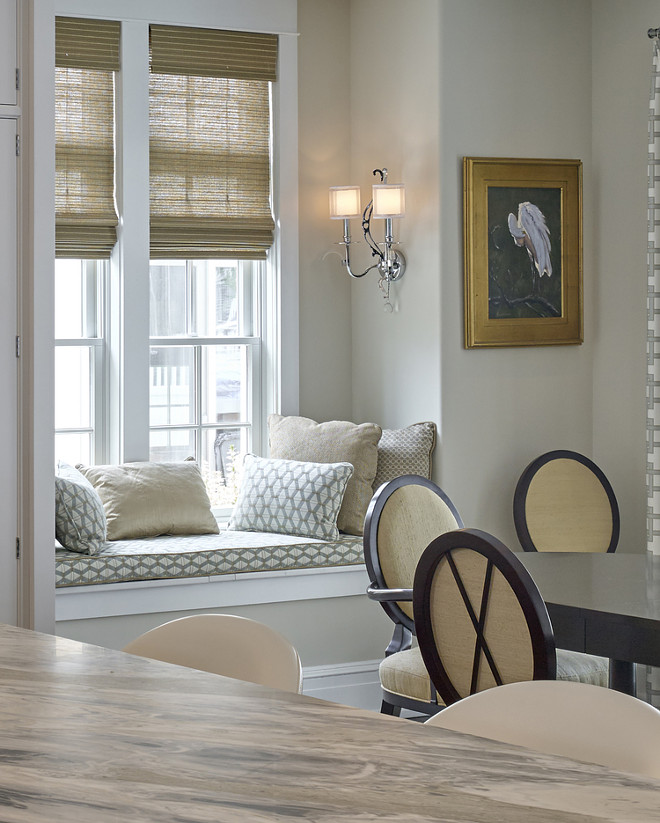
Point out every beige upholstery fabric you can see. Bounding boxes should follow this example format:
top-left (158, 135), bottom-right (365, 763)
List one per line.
top-left (268, 415), bottom-right (381, 535)
top-left (78, 461), bottom-right (219, 541)
top-left (372, 422), bottom-right (436, 492)
top-left (525, 459), bottom-right (614, 552)
top-left (378, 485), bottom-right (462, 619)
top-left (429, 550), bottom-right (536, 696)
top-left (556, 649), bottom-right (609, 688)
top-left (379, 647), bottom-right (607, 705)
top-left (379, 647), bottom-right (437, 703)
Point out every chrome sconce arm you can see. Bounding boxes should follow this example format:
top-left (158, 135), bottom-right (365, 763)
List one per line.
top-left (329, 168), bottom-right (406, 310)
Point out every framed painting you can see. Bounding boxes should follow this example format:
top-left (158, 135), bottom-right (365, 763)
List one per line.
top-left (463, 157), bottom-right (583, 348)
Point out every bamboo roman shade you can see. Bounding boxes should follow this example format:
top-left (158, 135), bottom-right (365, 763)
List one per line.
top-left (149, 25), bottom-right (277, 259)
top-left (55, 17), bottom-right (120, 258)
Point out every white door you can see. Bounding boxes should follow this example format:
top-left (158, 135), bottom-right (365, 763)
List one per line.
top-left (0, 0), bottom-right (16, 106)
top-left (0, 117), bottom-right (18, 624)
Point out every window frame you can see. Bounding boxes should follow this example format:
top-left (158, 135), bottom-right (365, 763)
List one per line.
top-left (54, 258), bottom-right (108, 466)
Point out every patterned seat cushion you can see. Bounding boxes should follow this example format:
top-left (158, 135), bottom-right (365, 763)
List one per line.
top-left (55, 530), bottom-right (364, 587)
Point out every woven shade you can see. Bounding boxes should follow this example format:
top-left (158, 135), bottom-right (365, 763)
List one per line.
top-left (55, 17), bottom-right (119, 258)
top-left (150, 25), bottom-right (277, 81)
top-left (149, 26), bottom-right (277, 259)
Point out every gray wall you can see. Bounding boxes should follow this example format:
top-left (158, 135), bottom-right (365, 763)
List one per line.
top-left (298, 0), bottom-right (648, 554)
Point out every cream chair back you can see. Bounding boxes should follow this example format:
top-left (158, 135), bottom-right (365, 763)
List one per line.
top-left (122, 614), bottom-right (303, 693)
top-left (426, 680), bottom-right (660, 780)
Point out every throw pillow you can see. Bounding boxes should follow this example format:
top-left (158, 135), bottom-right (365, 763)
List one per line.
top-left (77, 461), bottom-right (219, 541)
top-left (373, 421), bottom-right (437, 492)
top-left (55, 463), bottom-right (107, 555)
top-left (227, 454), bottom-right (353, 540)
top-left (268, 414), bottom-right (381, 535)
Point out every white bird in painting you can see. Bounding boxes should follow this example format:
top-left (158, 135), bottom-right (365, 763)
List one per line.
top-left (507, 201), bottom-right (552, 279)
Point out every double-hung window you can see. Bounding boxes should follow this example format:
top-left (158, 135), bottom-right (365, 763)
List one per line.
top-left (54, 16), bottom-right (279, 509)
top-left (54, 17), bottom-right (118, 466)
top-left (147, 25), bottom-right (276, 507)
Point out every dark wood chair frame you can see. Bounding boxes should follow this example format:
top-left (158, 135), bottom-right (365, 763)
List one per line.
top-left (513, 449), bottom-right (620, 553)
top-left (363, 475), bottom-right (464, 716)
top-left (413, 528), bottom-right (557, 707)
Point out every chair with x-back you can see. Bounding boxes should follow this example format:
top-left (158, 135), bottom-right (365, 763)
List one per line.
top-left (412, 528), bottom-right (608, 708)
top-left (364, 475), bottom-right (463, 717)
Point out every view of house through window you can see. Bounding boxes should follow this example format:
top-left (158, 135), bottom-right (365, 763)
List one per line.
top-left (149, 259), bottom-right (261, 507)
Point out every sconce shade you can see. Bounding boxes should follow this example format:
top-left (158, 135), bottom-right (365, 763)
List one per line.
top-left (329, 186), bottom-right (362, 219)
top-left (372, 183), bottom-right (405, 219)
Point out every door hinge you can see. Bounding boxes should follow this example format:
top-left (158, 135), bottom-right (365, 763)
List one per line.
top-left (15, 538), bottom-right (19, 559)
top-left (15, 68), bottom-right (19, 92)
top-left (15, 135), bottom-right (19, 157)
top-left (15, 336), bottom-right (20, 358)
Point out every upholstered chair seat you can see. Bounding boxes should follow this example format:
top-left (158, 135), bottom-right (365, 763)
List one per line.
top-left (380, 642), bottom-right (608, 707)
top-left (364, 475), bottom-right (464, 716)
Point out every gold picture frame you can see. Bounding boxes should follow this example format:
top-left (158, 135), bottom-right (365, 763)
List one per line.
top-left (463, 157), bottom-right (583, 348)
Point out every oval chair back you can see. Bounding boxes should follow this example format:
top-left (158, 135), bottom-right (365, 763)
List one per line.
top-left (122, 613), bottom-right (303, 694)
top-left (364, 475), bottom-right (463, 631)
top-left (513, 450), bottom-right (619, 553)
top-left (413, 528), bottom-right (556, 706)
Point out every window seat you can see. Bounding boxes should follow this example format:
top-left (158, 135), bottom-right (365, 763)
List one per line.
top-left (55, 529), bottom-right (368, 623)
top-left (56, 529), bottom-right (364, 588)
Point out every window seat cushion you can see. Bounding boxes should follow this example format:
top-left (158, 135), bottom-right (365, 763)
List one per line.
top-left (55, 528), bottom-right (363, 588)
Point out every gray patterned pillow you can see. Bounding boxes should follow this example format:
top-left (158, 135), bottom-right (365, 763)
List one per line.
top-left (373, 421), bottom-right (437, 492)
top-left (55, 463), bottom-right (107, 555)
top-left (227, 454), bottom-right (353, 540)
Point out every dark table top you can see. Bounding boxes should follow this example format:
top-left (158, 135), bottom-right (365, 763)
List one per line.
top-left (517, 552), bottom-right (660, 669)
top-left (517, 552), bottom-right (660, 621)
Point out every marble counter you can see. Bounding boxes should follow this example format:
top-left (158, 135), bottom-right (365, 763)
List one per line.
top-left (0, 624), bottom-right (656, 822)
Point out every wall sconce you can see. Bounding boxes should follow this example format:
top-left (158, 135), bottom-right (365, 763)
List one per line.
top-left (329, 168), bottom-right (406, 311)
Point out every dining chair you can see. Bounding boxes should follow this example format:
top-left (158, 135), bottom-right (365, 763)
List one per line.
top-left (513, 449), bottom-right (619, 553)
top-left (122, 613), bottom-right (303, 693)
top-left (363, 475), bottom-right (463, 716)
top-left (425, 679), bottom-right (660, 780)
top-left (412, 527), bottom-right (608, 708)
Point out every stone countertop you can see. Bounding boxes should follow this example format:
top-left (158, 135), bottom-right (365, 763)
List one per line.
top-left (0, 624), bottom-right (656, 823)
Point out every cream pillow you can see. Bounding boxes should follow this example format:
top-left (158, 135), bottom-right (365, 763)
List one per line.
top-left (77, 461), bottom-right (219, 541)
top-left (268, 415), bottom-right (381, 535)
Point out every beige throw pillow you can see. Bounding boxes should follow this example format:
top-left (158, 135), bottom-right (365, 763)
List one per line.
top-left (77, 461), bottom-right (219, 541)
top-left (268, 415), bottom-right (381, 535)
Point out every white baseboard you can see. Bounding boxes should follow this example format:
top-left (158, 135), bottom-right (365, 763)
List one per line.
top-left (302, 659), bottom-right (381, 711)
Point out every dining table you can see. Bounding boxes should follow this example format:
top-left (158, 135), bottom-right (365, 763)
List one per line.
top-left (518, 551), bottom-right (660, 695)
top-left (0, 623), bottom-right (656, 822)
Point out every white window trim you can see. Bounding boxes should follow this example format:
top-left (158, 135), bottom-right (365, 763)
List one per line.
top-left (33, 0), bottom-right (300, 634)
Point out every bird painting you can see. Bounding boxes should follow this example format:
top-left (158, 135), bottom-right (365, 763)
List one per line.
top-left (507, 201), bottom-right (552, 287)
